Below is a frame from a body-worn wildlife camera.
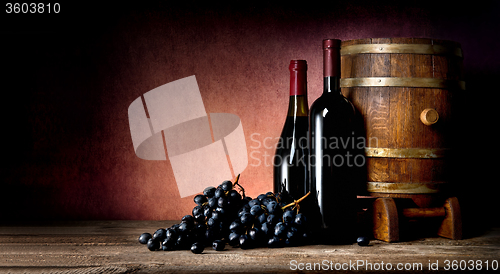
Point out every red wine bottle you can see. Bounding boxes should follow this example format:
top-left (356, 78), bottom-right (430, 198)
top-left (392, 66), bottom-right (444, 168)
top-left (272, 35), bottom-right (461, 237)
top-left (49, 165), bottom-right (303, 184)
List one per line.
top-left (308, 39), bottom-right (357, 244)
top-left (273, 60), bottom-right (309, 202)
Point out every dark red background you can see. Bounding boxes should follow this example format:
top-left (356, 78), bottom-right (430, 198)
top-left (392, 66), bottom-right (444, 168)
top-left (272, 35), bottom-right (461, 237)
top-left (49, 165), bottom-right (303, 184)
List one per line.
top-left (2, 1), bottom-right (499, 234)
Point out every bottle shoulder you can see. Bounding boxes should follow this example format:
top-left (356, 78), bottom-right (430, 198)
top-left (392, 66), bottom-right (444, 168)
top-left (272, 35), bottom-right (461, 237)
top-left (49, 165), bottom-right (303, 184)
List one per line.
top-left (310, 93), bottom-right (355, 115)
top-left (278, 116), bottom-right (309, 136)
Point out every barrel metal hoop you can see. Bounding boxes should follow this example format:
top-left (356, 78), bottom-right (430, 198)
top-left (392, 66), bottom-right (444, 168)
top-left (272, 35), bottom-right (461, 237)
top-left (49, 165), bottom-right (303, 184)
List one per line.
top-left (365, 147), bottom-right (449, 159)
top-left (367, 182), bottom-right (445, 194)
top-left (340, 44), bottom-right (463, 57)
top-left (340, 77), bottom-right (466, 90)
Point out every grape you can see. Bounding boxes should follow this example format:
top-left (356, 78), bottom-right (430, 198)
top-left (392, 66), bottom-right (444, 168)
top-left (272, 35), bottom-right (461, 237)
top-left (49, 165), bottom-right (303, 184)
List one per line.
top-left (257, 193), bottom-right (267, 201)
top-left (267, 214), bottom-right (279, 226)
top-left (238, 205), bottom-right (250, 218)
top-left (178, 222), bottom-right (190, 234)
top-left (261, 222), bottom-right (271, 236)
top-left (240, 212), bottom-right (253, 226)
top-left (248, 227), bottom-right (264, 243)
top-left (214, 188), bottom-right (226, 199)
top-left (215, 206), bottom-right (226, 216)
top-left (204, 229), bottom-right (216, 246)
top-left (357, 236), bottom-right (370, 246)
top-left (211, 211), bottom-right (221, 221)
top-left (266, 201), bottom-right (280, 215)
top-left (267, 236), bottom-right (282, 248)
top-left (170, 223), bottom-right (180, 231)
top-left (138, 233), bottom-right (152, 244)
top-left (137, 175), bottom-right (313, 254)
top-left (218, 197), bottom-right (228, 208)
top-left (147, 238), bottom-right (161, 251)
top-left (152, 229), bottom-right (166, 241)
top-left (302, 231), bottom-right (311, 241)
top-left (176, 234), bottom-right (192, 250)
top-left (207, 197), bottom-right (218, 209)
top-left (162, 244), bottom-right (175, 251)
top-left (250, 205), bottom-right (263, 216)
top-left (261, 197), bottom-right (274, 207)
top-left (248, 199), bottom-right (260, 207)
top-left (162, 238), bottom-right (175, 251)
top-left (257, 213), bottom-right (267, 224)
top-left (203, 207), bottom-right (213, 219)
top-left (181, 215), bottom-right (194, 225)
top-left (203, 186), bottom-right (216, 198)
top-left (228, 190), bottom-right (242, 204)
top-left (192, 205), bottom-right (203, 217)
top-left (238, 234), bottom-right (252, 249)
top-left (229, 220), bottom-right (243, 233)
top-left (274, 222), bottom-right (287, 237)
top-left (165, 228), bottom-right (176, 240)
top-left (221, 180), bottom-right (233, 192)
top-left (194, 194), bottom-right (208, 206)
top-left (285, 226), bottom-right (300, 246)
top-left (283, 210), bottom-right (296, 224)
top-left (207, 217), bottom-right (219, 228)
top-left (294, 213), bottom-right (306, 226)
top-left (212, 239), bottom-right (225, 251)
top-left (194, 213), bottom-right (205, 223)
top-left (191, 242), bottom-right (204, 254)
top-left (228, 232), bottom-right (240, 246)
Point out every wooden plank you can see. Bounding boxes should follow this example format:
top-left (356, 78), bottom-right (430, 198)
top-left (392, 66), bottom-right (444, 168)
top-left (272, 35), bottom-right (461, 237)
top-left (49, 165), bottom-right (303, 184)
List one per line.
top-left (438, 197), bottom-right (463, 240)
top-left (372, 198), bottom-right (399, 242)
top-left (0, 218), bottom-right (495, 273)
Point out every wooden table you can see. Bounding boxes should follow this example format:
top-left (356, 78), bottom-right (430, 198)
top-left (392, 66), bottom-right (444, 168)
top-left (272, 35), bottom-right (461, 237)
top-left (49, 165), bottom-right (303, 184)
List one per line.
top-left (0, 221), bottom-right (498, 273)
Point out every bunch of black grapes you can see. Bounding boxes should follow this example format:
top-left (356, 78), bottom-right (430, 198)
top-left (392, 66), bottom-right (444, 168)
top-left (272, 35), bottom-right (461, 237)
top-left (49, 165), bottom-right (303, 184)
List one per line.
top-left (138, 176), bottom-right (312, 254)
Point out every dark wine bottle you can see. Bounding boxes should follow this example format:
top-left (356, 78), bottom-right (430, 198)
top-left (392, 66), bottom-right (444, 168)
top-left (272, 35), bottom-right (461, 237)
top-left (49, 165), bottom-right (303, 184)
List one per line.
top-left (308, 39), bottom-right (358, 244)
top-left (273, 60), bottom-right (309, 203)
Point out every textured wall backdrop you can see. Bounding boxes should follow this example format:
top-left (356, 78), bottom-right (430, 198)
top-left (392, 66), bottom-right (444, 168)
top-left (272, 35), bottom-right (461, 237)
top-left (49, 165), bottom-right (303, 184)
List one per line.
top-left (2, 2), bottom-right (499, 232)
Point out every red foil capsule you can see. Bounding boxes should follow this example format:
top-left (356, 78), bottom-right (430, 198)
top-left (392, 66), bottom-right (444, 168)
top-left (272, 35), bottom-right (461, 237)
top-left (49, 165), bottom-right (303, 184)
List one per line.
top-left (289, 60), bottom-right (307, 96)
top-left (323, 39), bottom-right (341, 78)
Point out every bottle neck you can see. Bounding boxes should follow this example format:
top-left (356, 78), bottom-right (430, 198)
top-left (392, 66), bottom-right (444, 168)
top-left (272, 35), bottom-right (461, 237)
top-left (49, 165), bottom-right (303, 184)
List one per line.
top-left (288, 60), bottom-right (308, 117)
top-left (287, 95), bottom-right (309, 117)
top-left (323, 76), bottom-right (341, 94)
top-left (289, 61), bottom-right (307, 97)
top-left (323, 39), bottom-right (341, 95)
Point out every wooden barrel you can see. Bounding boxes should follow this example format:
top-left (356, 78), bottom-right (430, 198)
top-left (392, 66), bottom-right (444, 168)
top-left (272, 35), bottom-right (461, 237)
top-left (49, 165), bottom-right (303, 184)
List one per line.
top-left (340, 38), bottom-right (464, 206)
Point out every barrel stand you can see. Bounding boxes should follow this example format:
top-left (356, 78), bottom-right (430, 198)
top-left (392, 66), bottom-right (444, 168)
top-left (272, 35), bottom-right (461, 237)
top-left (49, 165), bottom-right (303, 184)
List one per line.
top-left (372, 196), bottom-right (462, 242)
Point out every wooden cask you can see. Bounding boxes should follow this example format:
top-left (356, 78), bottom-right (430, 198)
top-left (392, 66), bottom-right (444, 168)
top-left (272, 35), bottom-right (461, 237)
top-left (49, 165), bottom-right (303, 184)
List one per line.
top-left (340, 38), bottom-right (464, 204)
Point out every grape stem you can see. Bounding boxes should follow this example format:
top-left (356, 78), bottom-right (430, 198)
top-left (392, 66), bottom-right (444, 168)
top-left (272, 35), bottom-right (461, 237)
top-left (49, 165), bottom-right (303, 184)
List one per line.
top-left (281, 191), bottom-right (311, 213)
top-left (233, 174), bottom-right (245, 198)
